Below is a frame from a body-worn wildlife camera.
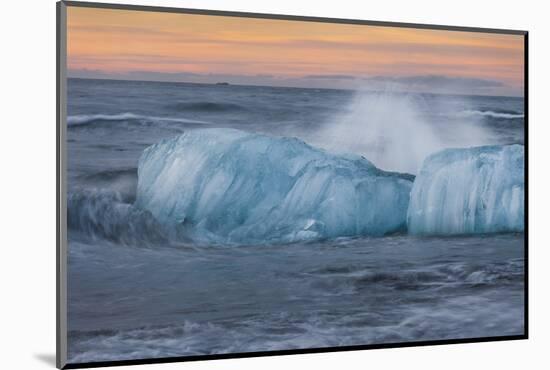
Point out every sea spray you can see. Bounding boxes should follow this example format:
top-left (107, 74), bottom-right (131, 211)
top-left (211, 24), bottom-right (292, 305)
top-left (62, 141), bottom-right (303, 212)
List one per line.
top-left (309, 89), bottom-right (493, 174)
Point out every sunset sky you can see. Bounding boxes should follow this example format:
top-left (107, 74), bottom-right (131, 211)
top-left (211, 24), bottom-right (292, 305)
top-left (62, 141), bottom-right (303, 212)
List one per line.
top-left (67, 6), bottom-right (525, 96)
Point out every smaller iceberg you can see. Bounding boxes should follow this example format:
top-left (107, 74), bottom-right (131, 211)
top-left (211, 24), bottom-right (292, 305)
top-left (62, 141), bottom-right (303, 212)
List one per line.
top-left (407, 144), bottom-right (524, 235)
top-left (135, 128), bottom-right (413, 244)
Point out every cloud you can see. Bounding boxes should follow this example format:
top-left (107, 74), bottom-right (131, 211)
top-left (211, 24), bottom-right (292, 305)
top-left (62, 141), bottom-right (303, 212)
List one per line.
top-left (68, 68), bottom-right (201, 81)
top-left (365, 75), bottom-right (504, 88)
top-left (68, 68), bottom-right (277, 85)
top-left (284, 39), bottom-right (520, 59)
top-left (124, 70), bottom-right (202, 80)
top-left (356, 74), bottom-right (519, 95)
top-left (303, 74), bottom-right (357, 80)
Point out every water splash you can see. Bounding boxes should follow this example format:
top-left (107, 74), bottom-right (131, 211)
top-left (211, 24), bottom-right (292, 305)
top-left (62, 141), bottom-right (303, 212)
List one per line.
top-left (309, 89), bottom-right (492, 174)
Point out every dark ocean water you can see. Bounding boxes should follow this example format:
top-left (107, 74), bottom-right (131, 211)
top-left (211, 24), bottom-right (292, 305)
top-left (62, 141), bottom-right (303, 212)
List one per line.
top-left (66, 78), bottom-right (525, 363)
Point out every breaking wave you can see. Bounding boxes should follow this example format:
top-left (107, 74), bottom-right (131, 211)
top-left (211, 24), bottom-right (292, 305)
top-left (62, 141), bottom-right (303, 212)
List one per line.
top-left (67, 113), bottom-right (209, 127)
top-left (67, 189), bottom-right (168, 245)
top-left (310, 91), bottom-right (492, 174)
top-left (80, 168), bottom-right (138, 203)
top-left (459, 110), bottom-right (524, 119)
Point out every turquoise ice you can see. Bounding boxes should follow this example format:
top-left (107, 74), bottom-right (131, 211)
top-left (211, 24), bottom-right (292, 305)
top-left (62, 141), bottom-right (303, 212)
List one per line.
top-left (135, 128), bottom-right (413, 244)
top-left (407, 144), bottom-right (524, 235)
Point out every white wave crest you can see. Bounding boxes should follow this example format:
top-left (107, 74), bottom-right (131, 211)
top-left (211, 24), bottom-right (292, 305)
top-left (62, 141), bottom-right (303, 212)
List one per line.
top-left (309, 91), bottom-right (492, 174)
top-left (67, 112), bottom-right (209, 126)
top-left (459, 110), bottom-right (524, 119)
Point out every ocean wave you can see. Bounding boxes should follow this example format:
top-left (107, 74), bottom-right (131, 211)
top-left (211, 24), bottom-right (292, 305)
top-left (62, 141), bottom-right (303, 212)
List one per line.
top-left (66, 318), bottom-right (329, 363)
top-left (459, 110), bottom-right (524, 119)
top-left (67, 112), bottom-right (209, 127)
top-left (357, 261), bottom-right (524, 288)
top-left (67, 287), bottom-right (524, 364)
top-left (80, 168), bottom-right (138, 203)
top-left (67, 189), bottom-right (168, 245)
top-left (304, 259), bottom-right (523, 295)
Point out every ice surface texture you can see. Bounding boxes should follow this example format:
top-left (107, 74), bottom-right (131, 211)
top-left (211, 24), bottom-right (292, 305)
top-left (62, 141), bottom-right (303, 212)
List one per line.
top-left (407, 144), bottom-right (524, 235)
top-left (136, 129), bottom-right (524, 243)
top-left (136, 128), bottom-right (413, 244)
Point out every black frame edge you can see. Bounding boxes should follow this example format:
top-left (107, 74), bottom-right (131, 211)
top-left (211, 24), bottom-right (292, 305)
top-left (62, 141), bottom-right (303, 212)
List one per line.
top-left (57, 1), bottom-right (68, 369)
top-left (56, 2), bottom-right (61, 368)
top-left (523, 32), bottom-right (529, 339)
top-left (62, 0), bottom-right (527, 35)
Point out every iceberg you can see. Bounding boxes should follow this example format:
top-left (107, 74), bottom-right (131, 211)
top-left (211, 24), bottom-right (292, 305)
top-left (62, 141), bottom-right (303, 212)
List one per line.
top-left (407, 144), bottom-right (524, 235)
top-left (135, 128), bottom-right (413, 244)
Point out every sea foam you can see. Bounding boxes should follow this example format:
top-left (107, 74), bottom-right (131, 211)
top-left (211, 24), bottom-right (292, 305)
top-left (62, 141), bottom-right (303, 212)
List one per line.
top-left (67, 112), bottom-right (208, 127)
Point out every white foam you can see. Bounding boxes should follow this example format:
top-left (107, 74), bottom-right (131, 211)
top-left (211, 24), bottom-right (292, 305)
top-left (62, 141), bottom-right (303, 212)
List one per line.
top-left (459, 110), bottom-right (524, 119)
top-left (309, 90), bottom-right (491, 174)
top-left (67, 112), bottom-right (209, 126)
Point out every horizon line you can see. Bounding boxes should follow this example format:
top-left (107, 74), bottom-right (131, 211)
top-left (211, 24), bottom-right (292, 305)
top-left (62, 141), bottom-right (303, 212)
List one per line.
top-left (67, 76), bottom-right (524, 99)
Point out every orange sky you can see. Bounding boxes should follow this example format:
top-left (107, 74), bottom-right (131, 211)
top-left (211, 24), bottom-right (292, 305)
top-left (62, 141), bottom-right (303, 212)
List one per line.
top-left (67, 6), bottom-right (524, 96)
